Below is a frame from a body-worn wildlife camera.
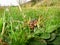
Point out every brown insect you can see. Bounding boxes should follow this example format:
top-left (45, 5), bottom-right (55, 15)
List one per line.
top-left (29, 19), bottom-right (38, 29)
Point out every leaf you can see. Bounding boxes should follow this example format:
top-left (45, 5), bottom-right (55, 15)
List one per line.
top-left (0, 18), bottom-right (3, 32)
top-left (45, 25), bottom-right (57, 33)
top-left (56, 27), bottom-right (60, 34)
top-left (53, 36), bottom-right (60, 45)
top-left (28, 38), bottom-right (47, 45)
top-left (52, 22), bottom-right (60, 45)
top-left (40, 32), bottom-right (50, 39)
top-left (48, 33), bottom-right (56, 41)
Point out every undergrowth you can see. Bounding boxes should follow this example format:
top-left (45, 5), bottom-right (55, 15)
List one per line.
top-left (0, 7), bottom-right (60, 45)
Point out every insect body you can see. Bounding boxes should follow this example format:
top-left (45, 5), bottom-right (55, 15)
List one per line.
top-left (29, 19), bottom-right (37, 29)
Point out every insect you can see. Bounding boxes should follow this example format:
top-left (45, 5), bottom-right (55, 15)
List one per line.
top-left (29, 19), bottom-right (38, 29)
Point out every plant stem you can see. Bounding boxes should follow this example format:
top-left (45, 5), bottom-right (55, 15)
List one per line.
top-left (1, 8), bottom-right (6, 35)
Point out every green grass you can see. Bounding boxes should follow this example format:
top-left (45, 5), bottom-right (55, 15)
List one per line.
top-left (0, 6), bottom-right (60, 45)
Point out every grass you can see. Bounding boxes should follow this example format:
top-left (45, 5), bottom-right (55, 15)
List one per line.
top-left (0, 6), bottom-right (60, 45)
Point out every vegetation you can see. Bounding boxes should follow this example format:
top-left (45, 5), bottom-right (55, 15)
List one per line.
top-left (0, 7), bottom-right (60, 45)
top-left (0, 0), bottom-right (60, 45)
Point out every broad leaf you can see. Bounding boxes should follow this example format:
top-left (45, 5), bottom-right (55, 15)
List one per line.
top-left (28, 38), bottom-right (47, 45)
top-left (40, 32), bottom-right (50, 39)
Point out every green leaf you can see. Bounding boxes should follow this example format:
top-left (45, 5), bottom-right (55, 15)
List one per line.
top-left (40, 32), bottom-right (50, 39)
top-left (45, 25), bottom-right (57, 33)
top-left (29, 38), bottom-right (47, 45)
top-left (48, 33), bottom-right (56, 41)
top-left (56, 28), bottom-right (60, 34)
top-left (53, 36), bottom-right (60, 45)
top-left (0, 18), bottom-right (3, 32)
